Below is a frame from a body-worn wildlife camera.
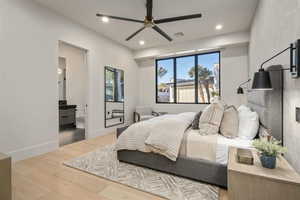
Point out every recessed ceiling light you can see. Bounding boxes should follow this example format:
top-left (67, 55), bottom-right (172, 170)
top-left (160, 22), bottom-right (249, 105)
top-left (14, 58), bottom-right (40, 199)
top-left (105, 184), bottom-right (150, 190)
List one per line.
top-left (215, 24), bottom-right (223, 30)
top-left (57, 68), bottom-right (62, 75)
top-left (139, 40), bottom-right (145, 45)
top-left (102, 16), bottom-right (109, 23)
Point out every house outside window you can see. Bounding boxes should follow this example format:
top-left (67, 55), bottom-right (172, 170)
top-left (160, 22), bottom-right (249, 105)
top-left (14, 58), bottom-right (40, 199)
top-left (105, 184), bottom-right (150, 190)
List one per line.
top-left (156, 51), bottom-right (220, 104)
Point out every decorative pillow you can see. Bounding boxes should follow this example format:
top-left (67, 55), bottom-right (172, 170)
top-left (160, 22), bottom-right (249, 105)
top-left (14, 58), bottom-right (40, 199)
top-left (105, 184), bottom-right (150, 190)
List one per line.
top-left (220, 106), bottom-right (239, 138)
top-left (198, 100), bottom-right (225, 135)
top-left (191, 111), bottom-right (202, 130)
top-left (237, 105), bottom-right (259, 140)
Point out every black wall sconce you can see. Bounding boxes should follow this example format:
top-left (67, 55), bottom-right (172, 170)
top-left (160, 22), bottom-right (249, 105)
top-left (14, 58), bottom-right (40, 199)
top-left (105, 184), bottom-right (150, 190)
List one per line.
top-left (237, 78), bottom-right (251, 94)
top-left (250, 39), bottom-right (300, 146)
top-left (252, 39), bottom-right (300, 90)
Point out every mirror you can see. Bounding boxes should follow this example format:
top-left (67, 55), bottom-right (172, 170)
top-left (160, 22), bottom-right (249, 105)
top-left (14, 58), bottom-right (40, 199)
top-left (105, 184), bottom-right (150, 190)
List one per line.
top-left (105, 66), bottom-right (124, 128)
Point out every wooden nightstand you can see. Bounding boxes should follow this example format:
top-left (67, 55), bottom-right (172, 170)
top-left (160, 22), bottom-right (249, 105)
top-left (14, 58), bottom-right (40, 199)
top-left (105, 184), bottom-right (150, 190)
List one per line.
top-left (228, 147), bottom-right (300, 200)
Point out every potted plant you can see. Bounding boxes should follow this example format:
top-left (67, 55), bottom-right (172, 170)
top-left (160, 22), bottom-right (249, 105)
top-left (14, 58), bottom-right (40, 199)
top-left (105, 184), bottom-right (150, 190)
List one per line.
top-left (252, 138), bottom-right (287, 169)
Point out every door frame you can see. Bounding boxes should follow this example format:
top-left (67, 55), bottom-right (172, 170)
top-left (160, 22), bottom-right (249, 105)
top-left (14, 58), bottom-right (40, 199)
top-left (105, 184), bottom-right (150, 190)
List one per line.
top-left (57, 40), bottom-right (90, 139)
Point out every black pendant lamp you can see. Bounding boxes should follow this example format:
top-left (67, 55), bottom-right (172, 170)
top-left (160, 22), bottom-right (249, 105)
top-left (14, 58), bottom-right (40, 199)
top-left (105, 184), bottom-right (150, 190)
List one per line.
top-left (252, 69), bottom-right (272, 90)
top-left (237, 87), bottom-right (244, 94)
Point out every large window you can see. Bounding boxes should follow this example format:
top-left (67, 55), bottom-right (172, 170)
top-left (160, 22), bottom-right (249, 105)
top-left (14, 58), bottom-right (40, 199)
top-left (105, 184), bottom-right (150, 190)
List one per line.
top-left (156, 51), bottom-right (220, 104)
top-left (156, 59), bottom-right (175, 103)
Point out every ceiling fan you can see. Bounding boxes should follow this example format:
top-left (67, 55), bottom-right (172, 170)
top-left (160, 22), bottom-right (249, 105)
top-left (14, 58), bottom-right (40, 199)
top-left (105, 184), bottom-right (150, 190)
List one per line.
top-left (96, 0), bottom-right (202, 42)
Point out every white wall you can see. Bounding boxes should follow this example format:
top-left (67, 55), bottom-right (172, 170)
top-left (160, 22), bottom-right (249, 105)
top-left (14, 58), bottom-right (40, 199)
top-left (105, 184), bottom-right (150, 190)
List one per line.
top-left (0, 0), bottom-right (139, 161)
top-left (59, 42), bottom-right (88, 118)
top-left (137, 45), bottom-right (249, 113)
top-left (249, 0), bottom-right (300, 172)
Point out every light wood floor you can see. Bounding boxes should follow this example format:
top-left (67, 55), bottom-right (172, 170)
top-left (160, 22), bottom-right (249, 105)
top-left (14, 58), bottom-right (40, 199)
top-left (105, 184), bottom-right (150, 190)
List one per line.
top-left (12, 133), bottom-right (228, 200)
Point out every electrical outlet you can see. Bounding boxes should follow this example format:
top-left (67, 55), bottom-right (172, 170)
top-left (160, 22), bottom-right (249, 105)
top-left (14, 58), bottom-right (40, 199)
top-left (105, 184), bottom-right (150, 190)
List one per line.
top-left (296, 107), bottom-right (300, 122)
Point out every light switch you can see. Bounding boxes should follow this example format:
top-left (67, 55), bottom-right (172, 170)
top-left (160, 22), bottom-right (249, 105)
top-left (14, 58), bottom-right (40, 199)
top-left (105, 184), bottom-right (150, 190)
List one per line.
top-left (296, 107), bottom-right (300, 122)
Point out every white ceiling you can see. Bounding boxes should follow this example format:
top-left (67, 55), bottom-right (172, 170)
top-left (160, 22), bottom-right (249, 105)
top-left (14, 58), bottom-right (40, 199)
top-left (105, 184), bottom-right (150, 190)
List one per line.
top-left (34, 0), bottom-right (258, 50)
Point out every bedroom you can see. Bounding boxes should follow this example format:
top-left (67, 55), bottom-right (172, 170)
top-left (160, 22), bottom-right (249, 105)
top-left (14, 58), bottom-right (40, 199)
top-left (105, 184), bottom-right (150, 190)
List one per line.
top-left (0, 0), bottom-right (300, 200)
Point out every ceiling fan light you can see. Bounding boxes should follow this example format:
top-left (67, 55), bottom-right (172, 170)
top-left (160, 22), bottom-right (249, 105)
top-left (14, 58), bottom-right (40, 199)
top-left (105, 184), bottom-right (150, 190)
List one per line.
top-left (102, 16), bottom-right (109, 23)
top-left (96, 1), bottom-right (202, 42)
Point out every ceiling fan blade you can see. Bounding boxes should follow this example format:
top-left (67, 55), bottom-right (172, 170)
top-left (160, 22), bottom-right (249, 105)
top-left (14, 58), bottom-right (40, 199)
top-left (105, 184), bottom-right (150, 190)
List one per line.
top-left (126, 26), bottom-right (146, 41)
top-left (152, 25), bottom-right (172, 42)
top-left (154, 13), bottom-right (202, 24)
top-left (96, 13), bottom-right (144, 23)
top-left (146, 0), bottom-right (153, 20)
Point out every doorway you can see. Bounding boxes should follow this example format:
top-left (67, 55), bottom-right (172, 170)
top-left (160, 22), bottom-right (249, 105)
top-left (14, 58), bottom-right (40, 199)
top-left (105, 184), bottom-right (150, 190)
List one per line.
top-left (58, 41), bottom-right (88, 147)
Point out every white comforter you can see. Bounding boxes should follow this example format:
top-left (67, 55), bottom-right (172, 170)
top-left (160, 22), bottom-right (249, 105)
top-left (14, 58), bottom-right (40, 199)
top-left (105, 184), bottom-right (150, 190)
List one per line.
top-left (115, 112), bottom-right (195, 161)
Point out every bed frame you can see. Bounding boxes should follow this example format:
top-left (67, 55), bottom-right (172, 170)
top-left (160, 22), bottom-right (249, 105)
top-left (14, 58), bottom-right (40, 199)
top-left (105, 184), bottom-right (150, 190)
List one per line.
top-left (117, 65), bottom-right (283, 188)
top-left (117, 126), bottom-right (228, 188)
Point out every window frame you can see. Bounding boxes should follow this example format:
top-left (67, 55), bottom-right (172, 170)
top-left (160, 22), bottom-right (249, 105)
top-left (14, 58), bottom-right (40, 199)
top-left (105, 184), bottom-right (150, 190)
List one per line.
top-left (155, 51), bottom-right (221, 104)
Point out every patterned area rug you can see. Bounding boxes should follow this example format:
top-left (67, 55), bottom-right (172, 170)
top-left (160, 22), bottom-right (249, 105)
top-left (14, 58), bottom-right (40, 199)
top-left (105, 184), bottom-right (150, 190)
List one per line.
top-left (64, 145), bottom-right (219, 200)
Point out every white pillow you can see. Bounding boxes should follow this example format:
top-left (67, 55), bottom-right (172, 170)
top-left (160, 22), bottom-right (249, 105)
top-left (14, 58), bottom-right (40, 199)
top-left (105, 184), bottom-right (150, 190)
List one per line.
top-left (237, 105), bottom-right (259, 140)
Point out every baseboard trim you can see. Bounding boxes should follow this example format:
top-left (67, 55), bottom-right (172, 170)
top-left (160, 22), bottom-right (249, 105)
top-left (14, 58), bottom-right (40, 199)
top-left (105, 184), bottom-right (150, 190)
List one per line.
top-left (88, 125), bottom-right (129, 139)
top-left (8, 140), bottom-right (58, 162)
top-left (88, 128), bottom-right (115, 139)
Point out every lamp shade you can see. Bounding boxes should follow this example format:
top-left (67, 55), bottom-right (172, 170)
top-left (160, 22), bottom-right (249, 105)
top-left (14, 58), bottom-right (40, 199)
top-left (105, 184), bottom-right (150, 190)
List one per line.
top-left (237, 87), bottom-right (244, 94)
top-left (252, 69), bottom-right (273, 90)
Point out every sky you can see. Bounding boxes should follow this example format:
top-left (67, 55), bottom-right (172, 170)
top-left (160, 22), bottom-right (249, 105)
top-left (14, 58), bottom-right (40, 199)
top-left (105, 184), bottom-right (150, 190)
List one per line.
top-left (157, 52), bottom-right (220, 84)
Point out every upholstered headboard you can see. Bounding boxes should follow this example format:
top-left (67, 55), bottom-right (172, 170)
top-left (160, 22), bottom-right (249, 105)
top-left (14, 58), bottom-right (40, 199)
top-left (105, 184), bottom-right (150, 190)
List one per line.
top-left (247, 65), bottom-right (283, 142)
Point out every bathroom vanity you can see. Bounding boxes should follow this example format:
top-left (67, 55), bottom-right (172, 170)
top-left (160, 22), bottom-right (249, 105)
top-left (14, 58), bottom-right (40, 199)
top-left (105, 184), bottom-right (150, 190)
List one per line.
top-left (59, 100), bottom-right (77, 129)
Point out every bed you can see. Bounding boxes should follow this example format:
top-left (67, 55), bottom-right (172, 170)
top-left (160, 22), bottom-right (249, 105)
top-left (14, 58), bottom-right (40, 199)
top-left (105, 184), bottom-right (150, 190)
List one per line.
top-left (116, 65), bottom-right (283, 188)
